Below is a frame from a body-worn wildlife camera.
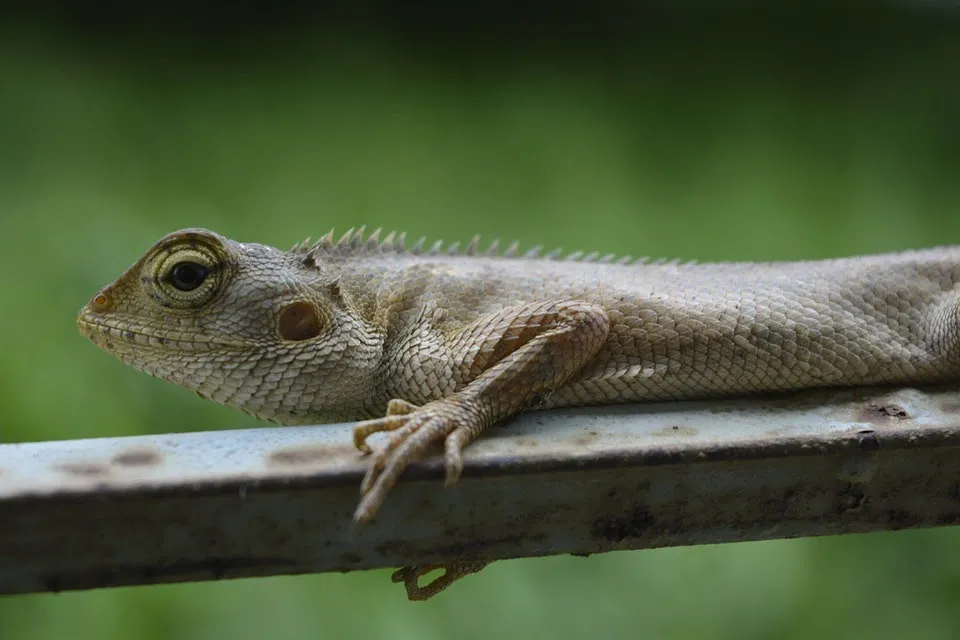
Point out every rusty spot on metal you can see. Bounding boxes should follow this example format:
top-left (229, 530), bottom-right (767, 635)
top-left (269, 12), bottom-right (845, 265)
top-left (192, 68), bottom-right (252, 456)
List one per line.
top-left (268, 445), bottom-right (352, 466)
top-left (886, 509), bottom-right (920, 529)
top-left (652, 425), bottom-right (699, 438)
top-left (864, 403), bottom-right (909, 421)
top-left (340, 552), bottom-right (363, 565)
top-left (112, 448), bottom-right (162, 467)
top-left (837, 485), bottom-right (867, 514)
top-left (940, 401), bottom-right (960, 414)
top-left (592, 505), bottom-right (655, 543)
top-left (269, 447), bottom-right (324, 465)
top-left (55, 462), bottom-right (108, 477)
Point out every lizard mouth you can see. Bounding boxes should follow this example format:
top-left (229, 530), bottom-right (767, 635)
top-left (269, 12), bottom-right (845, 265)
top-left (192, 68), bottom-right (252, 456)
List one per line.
top-left (76, 309), bottom-right (247, 351)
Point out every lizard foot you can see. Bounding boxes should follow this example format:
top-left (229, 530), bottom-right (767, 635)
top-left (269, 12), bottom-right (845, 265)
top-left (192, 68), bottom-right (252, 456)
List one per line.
top-left (391, 561), bottom-right (492, 601)
top-left (351, 397), bottom-right (482, 524)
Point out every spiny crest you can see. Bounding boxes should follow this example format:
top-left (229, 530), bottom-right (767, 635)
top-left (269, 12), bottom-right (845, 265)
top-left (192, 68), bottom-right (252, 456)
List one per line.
top-left (290, 226), bottom-right (691, 267)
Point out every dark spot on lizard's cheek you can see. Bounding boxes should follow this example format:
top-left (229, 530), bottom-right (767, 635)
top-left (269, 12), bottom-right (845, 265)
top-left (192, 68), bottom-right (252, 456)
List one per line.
top-left (278, 301), bottom-right (322, 341)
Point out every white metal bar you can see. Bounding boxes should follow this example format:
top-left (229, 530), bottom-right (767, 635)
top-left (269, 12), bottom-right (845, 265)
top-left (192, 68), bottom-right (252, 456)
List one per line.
top-left (2, 385), bottom-right (960, 596)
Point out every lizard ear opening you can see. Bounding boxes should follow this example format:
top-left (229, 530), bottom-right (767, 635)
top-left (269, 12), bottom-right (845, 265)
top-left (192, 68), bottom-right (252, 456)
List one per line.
top-left (278, 301), bottom-right (322, 341)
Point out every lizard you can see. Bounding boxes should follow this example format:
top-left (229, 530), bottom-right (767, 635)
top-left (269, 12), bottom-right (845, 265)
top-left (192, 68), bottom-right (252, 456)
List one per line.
top-left (77, 226), bottom-right (960, 599)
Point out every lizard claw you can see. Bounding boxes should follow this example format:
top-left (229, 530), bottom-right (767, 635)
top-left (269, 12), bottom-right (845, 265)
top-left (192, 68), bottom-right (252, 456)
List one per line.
top-left (351, 398), bottom-right (420, 453)
top-left (351, 398), bottom-right (479, 525)
top-left (391, 561), bottom-right (492, 601)
top-left (358, 420), bottom-right (423, 495)
top-left (444, 427), bottom-right (473, 487)
top-left (385, 398), bottom-right (420, 415)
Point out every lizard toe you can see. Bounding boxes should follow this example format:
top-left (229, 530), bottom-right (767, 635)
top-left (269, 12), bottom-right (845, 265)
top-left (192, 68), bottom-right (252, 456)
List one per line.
top-left (359, 420), bottom-right (421, 495)
top-left (391, 562), bottom-right (492, 601)
top-left (443, 427), bottom-right (473, 487)
top-left (353, 410), bottom-right (457, 524)
top-left (352, 413), bottom-right (409, 453)
top-left (386, 398), bottom-right (420, 416)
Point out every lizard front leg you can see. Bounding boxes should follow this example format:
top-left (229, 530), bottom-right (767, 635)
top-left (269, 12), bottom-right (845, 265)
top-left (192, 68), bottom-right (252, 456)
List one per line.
top-left (351, 300), bottom-right (609, 599)
top-left (352, 300), bottom-right (610, 521)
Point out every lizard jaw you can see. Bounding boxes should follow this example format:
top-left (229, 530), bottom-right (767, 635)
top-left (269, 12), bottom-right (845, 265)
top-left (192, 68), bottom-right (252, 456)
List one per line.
top-left (76, 309), bottom-right (247, 353)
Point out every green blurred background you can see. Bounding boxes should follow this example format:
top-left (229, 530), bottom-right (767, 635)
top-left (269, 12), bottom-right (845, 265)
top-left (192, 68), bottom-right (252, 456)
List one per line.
top-left (3, 3), bottom-right (960, 639)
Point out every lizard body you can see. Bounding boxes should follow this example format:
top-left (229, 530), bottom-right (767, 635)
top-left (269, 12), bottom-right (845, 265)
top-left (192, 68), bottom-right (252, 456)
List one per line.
top-left (78, 227), bottom-right (960, 598)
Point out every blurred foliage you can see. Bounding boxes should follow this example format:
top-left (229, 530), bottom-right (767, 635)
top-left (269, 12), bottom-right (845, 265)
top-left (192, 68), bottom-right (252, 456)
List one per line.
top-left (2, 4), bottom-right (960, 639)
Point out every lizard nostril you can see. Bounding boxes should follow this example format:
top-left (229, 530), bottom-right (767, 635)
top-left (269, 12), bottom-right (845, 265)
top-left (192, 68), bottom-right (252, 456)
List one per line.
top-left (92, 293), bottom-right (112, 311)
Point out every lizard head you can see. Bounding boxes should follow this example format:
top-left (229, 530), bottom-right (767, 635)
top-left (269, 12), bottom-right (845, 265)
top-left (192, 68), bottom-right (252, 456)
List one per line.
top-left (77, 228), bottom-right (382, 424)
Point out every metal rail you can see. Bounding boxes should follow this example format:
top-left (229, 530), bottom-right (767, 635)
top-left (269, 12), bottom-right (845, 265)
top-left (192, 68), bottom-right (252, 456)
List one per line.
top-left (2, 385), bottom-right (960, 596)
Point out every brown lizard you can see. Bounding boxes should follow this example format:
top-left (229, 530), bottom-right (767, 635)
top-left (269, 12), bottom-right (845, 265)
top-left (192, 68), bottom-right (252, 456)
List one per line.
top-left (77, 227), bottom-right (960, 598)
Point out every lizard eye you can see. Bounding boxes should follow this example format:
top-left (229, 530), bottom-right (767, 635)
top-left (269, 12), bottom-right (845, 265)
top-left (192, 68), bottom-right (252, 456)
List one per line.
top-left (170, 262), bottom-right (209, 292)
top-left (144, 232), bottom-right (227, 309)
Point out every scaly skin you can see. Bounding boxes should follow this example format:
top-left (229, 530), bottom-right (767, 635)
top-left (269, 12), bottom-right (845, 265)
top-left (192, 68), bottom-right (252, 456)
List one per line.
top-left (78, 227), bottom-right (960, 598)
